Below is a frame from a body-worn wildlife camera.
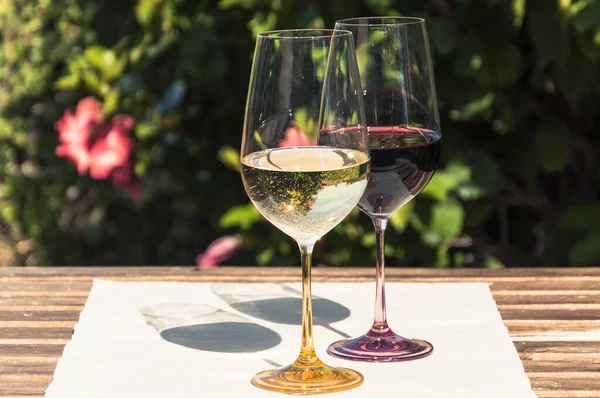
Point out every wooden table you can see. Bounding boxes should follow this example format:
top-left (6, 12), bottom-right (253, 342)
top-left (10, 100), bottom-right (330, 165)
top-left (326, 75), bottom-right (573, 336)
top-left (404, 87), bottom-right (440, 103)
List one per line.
top-left (1, 267), bottom-right (599, 397)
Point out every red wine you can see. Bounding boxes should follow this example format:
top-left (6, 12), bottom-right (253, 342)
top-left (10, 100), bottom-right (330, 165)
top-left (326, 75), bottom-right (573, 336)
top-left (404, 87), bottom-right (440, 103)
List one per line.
top-left (359, 127), bottom-right (441, 217)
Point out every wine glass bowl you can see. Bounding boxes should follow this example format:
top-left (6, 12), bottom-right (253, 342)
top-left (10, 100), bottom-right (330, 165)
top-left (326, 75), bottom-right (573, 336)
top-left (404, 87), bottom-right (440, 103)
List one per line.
top-left (241, 29), bottom-right (368, 394)
top-left (327, 17), bottom-right (441, 362)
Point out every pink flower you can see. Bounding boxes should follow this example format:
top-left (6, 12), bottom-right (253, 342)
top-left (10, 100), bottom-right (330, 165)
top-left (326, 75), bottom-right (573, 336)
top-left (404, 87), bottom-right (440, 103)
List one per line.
top-left (54, 97), bottom-right (102, 146)
top-left (88, 115), bottom-right (133, 179)
top-left (54, 97), bottom-right (141, 199)
top-left (54, 97), bottom-right (103, 174)
top-left (196, 236), bottom-right (241, 268)
top-left (56, 142), bottom-right (90, 175)
top-left (279, 127), bottom-right (317, 147)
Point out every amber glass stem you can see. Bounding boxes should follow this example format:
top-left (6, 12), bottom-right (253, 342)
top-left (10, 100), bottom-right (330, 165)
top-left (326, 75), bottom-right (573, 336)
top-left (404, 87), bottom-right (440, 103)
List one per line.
top-left (295, 241), bottom-right (319, 366)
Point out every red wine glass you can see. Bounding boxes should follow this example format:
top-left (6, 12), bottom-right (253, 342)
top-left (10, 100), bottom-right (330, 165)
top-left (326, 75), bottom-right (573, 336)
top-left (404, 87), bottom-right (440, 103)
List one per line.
top-left (327, 17), bottom-right (441, 362)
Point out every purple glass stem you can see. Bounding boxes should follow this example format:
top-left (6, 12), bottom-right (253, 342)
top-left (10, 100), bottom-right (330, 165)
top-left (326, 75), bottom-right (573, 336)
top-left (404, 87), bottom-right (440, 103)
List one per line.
top-left (368, 217), bottom-right (391, 337)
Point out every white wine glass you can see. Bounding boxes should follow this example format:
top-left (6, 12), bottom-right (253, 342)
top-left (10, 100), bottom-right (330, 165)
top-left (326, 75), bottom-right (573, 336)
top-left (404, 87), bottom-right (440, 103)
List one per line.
top-left (241, 29), bottom-right (369, 394)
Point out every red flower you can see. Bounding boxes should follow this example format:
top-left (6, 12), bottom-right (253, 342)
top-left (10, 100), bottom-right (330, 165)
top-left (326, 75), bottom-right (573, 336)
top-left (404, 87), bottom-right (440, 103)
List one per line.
top-left (279, 127), bottom-right (317, 148)
top-left (54, 97), bottom-right (103, 174)
top-left (54, 97), bottom-right (141, 199)
top-left (55, 142), bottom-right (90, 176)
top-left (196, 236), bottom-right (241, 268)
top-left (54, 97), bottom-right (102, 146)
top-left (89, 115), bottom-right (134, 180)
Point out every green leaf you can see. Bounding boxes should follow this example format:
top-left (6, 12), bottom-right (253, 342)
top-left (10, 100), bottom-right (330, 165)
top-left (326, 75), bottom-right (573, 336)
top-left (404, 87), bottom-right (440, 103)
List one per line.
top-left (512, 0), bottom-right (527, 27)
top-left (135, 122), bottom-right (158, 140)
top-left (449, 92), bottom-right (495, 121)
top-left (559, 205), bottom-right (600, 232)
top-left (84, 46), bottom-right (125, 81)
top-left (82, 71), bottom-right (101, 92)
top-left (219, 0), bottom-right (259, 9)
top-left (84, 46), bottom-right (107, 68)
top-left (422, 171), bottom-right (459, 201)
top-left (569, 233), bottom-right (600, 265)
top-left (571, 0), bottom-right (600, 32)
top-left (450, 152), bottom-right (504, 200)
top-left (136, 0), bottom-right (162, 26)
top-left (103, 90), bottom-right (120, 116)
top-left (484, 256), bottom-right (505, 268)
top-left (389, 200), bottom-right (415, 232)
top-left (219, 203), bottom-right (261, 230)
top-left (155, 80), bottom-right (187, 114)
top-left (435, 247), bottom-right (451, 268)
top-left (432, 200), bottom-right (465, 241)
top-left (54, 74), bottom-right (80, 90)
top-left (217, 146), bottom-right (241, 173)
top-left (423, 200), bottom-right (465, 246)
top-left (248, 12), bottom-right (277, 38)
top-left (535, 124), bottom-right (571, 172)
top-left (257, 247), bottom-right (275, 265)
top-left (360, 232), bottom-right (376, 247)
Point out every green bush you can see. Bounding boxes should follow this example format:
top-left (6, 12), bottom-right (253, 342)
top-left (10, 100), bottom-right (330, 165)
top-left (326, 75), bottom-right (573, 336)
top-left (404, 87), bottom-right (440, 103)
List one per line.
top-left (1, 0), bottom-right (599, 267)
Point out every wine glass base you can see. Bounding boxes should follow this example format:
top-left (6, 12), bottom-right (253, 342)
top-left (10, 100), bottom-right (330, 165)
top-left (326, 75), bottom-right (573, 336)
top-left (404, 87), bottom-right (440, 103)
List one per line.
top-left (327, 331), bottom-right (433, 362)
top-left (251, 359), bottom-right (363, 395)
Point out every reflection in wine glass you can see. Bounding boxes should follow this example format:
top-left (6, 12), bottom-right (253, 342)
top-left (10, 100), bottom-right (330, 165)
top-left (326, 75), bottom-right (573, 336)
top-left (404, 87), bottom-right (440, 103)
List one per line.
top-left (328, 17), bottom-right (441, 362)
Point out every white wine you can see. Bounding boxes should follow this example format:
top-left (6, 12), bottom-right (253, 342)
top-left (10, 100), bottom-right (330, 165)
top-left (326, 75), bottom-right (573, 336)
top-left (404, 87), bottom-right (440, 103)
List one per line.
top-left (242, 147), bottom-right (370, 242)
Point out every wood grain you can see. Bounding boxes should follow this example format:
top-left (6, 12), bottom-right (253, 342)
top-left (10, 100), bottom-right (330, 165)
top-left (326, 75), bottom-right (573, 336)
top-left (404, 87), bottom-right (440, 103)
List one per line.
top-left (0, 266), bottom-right (599, 397)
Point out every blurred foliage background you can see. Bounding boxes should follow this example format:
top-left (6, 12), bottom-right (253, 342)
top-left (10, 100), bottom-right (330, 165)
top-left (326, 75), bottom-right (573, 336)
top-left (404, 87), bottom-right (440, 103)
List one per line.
top-left (1, 0), bottom-right (600, 267)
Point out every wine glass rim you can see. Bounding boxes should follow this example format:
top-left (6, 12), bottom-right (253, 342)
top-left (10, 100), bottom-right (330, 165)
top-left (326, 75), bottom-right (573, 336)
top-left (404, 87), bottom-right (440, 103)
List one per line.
top-left (335, 16), bottom-right (425, 26)
top-left (257, 29), bottom-right (353, 39)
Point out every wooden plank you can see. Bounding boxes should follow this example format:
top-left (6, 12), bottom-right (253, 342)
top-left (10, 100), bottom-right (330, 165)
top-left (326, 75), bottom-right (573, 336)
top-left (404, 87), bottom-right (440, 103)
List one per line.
top-left (500, 309), bottom-right (600, 320)
top-left (0, 391), bottom-right (44, 398)
top-left (0, 282), bottom-right (92, 292)
top-left (530, 373), bottom-right (600, 389)
top-left (537, 392), bottom-right (600, 397)
top-left (494, 294), bottom-right (600, 305)
top-left (0, 322), bottom-right (75, 328)
top-left (523, 361), bottom-right (600, 372)
top-left (0, 306), bottom-right (83, 312)
top-left (0, 345), bottom-right (66, 357)
top-left (0, 297), bottom-right (86, 306)
top-left (0, 292), bottom-right (89, 298)
top-left (515, 341), bottom-right (600, 352)
top-left (0, 396), bottom-right (44, 398)
top-left (0, 357), bottom-right (57, 374)
top-left (505, 320), bottom-right (600, 332)
top-left (0, 328), bottom-right (73, 339)
top-left (0, 339), bottom-right (69, 345)
top-left (0, 381), bottom-right (48, 395)
top-left (0, 312), bottom-right (80, 322)
top-left (0, 376), bottom-right (52, 383)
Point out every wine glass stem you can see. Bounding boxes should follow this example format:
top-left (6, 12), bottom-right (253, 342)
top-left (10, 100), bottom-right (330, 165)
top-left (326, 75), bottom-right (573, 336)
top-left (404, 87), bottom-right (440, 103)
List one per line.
top-left (370, 217), bottom-right (390, 336)
top-left (296, 241), bottom-right (319, 366)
